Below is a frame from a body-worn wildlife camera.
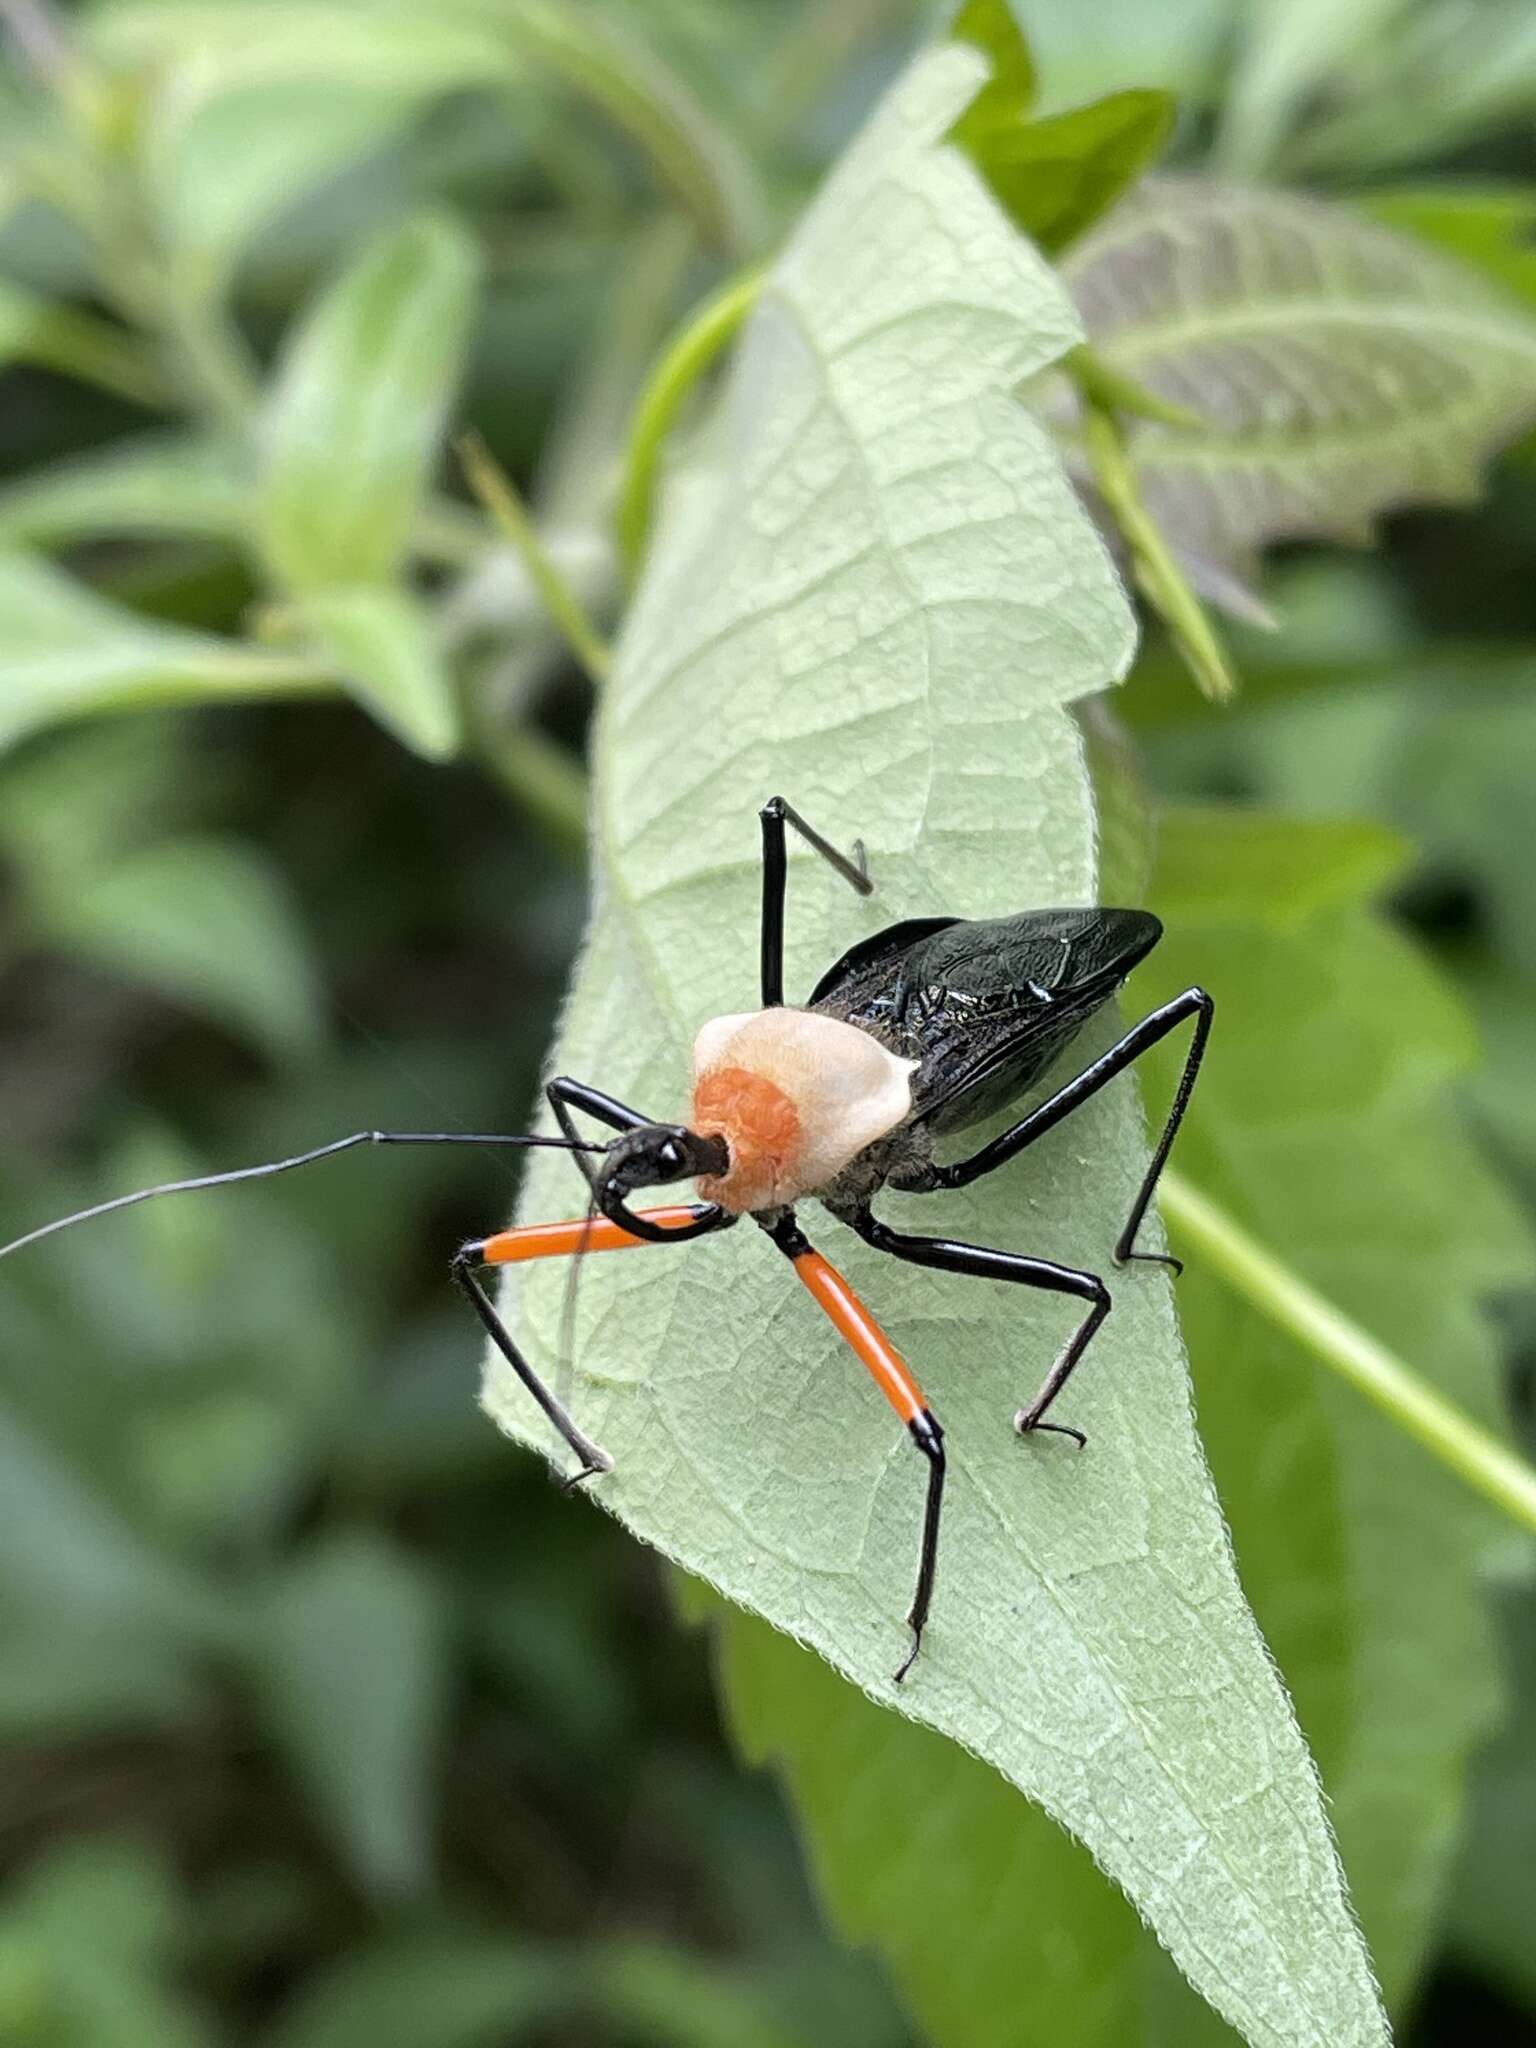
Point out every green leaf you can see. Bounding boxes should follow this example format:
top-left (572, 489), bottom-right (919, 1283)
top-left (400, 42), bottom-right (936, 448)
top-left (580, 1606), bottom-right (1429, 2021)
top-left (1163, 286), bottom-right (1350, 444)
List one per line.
top-left (0, 549), bottom-right (323, 756)
top-left (1143, 808), bottom-right (1533, 2009)
top-left (0, 1630), bottom-right (203, 1743)
top-left (485, 49), bottom-right (1385, 2048)
top-left (699, 1584), bottom-right (1148, 2048)
top-left (1059, 179), bottom-right (1536, 591)
top-left (93, 3), bottom-right (517, 98)
top-left (1361, 184), bottom-right (1536, 312)
top-left (256, 1530), bottom-right (448, 1900)
top-left (0, 434), bottom-right (247, 548)
top-left (0, 277), bottom-right (167, 406)
top-left (263, 1931), bottom-right (561, 2048)
top-left (42, 834), bottom-right (326, 1066)
top-left (258, 213), bottom-right (479, 594)
top-left (0, 1836), bottom-right (214, 2048)
top-left (144, 79), bottom-right (430, 306)
top-left (1281, 3), bottom-right (1536, 178)
top-left (596, 1939), bottom-right (814, 2048)
top-left (959, 88), bottom-right (1174, 255)
top-left (0, 1404), bottom-right (233, 1651)
top-left (1444, 1580), bottom-right (1536, 2010)
top-left (949, 0), bottom-right (1038, 123)
top-left (948, 0), bottom-right (1172, 254)
top-left (293, 584), bottom-right (459, 760)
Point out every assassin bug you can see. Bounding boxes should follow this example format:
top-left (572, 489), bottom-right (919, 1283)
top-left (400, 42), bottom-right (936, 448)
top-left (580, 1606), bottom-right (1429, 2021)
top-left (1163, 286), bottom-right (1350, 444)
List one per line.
top-left (1, 798), bottom-right (1211, 1682)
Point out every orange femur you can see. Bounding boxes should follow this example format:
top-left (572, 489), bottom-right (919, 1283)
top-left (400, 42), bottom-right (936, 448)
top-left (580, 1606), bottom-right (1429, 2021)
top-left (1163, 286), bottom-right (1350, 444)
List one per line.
top-left (691, 1065), bottom-right (803, 1214)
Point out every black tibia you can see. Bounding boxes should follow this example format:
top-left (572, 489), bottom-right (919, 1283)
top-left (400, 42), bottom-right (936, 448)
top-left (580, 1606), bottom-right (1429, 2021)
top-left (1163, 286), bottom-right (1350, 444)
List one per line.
top-left (451, 1242), bottom-right (612, 1488)
top-left (913, 988), bottom-right (1214, 1273)
top-left (849, 1211), bottom-right (1111, 1446)
top-left (759, 795), bottom-right (872, 1009)
top-left (900, 1409), bottom-right (946, 1685)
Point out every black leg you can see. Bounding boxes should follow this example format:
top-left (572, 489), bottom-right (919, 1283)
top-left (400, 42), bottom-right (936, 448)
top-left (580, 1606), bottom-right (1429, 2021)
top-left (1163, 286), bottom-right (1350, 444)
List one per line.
top-left (452, 1243), bottom-right (614, 1487)
top-left (761, 1211), bottom-right (945, 1682)
top-left (547, 1074), bottom-right (651, 1147)
top-left (915, 988), bottom-right (1213, 1273)
top-left (759, 795), bottom-right (872, 1007)
top-left (900, 1410), bottom-right (946, 1682)
top-left (850, 1212), bottom-right (1111, 1443)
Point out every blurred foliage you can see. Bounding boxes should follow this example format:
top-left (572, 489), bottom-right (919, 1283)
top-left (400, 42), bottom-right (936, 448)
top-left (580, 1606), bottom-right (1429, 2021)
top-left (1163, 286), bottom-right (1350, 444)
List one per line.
top-left (0, 1), bottom-right (1533, 2044)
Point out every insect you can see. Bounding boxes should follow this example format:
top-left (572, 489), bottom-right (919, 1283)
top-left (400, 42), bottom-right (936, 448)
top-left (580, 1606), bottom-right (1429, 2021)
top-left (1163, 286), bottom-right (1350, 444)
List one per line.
top-left (1, 798), bottom-right (1210, 1682)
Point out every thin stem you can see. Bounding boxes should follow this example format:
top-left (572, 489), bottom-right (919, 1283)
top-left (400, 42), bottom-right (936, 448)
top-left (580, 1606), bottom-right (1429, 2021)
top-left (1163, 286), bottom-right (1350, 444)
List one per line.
top-left (615, 262), bottom-right (766, 576)
top-left (1160, 1166), bottom-right (1536, 1537)
top-left (1080, 402), bottom-right (1238, 704)
top-left (457, 432), bottom-right (612, 688)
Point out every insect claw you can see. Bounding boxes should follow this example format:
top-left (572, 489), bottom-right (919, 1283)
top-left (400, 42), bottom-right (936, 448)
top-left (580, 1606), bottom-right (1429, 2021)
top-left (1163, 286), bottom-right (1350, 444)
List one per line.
top-left (1116, 1246), bottom-right (1184, 1278)
top-left (559, 1446), bottom-right (614, 1492)
top-left (1014, 1411), bottom-right (1088, 1450)
top-left (893, 1621), bottom-right (923, 1685)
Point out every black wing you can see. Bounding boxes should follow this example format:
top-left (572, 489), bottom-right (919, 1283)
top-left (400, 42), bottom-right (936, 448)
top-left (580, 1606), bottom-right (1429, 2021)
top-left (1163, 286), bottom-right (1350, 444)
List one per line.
top-left (811, 908), bottom-right (1161, 1134)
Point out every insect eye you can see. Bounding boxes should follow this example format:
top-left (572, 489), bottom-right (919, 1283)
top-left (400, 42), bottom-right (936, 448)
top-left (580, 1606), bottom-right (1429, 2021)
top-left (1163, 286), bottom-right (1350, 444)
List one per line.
top-left (657, 1139), bottom-right (685, 1172)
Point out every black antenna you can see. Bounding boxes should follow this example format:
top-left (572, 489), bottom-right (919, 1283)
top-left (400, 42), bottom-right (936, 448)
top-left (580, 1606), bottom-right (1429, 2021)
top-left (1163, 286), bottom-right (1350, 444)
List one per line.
top-left (0, 1130), bottom-right (607, 1261)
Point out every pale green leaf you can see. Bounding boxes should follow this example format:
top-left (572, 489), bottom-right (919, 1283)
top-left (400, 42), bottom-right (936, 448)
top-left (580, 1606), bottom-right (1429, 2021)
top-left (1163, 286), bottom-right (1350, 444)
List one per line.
top-left (0, 550), bottom-right (322, 756)
top-left (258, 213), bottom-right (479, 594)
top-left (698, 1583), bottom-right (1148, 2048)
top-left (294, 584), bottom-right (459, 760)
top-left (92, 2), bottom-right (517, 98)
top-left (1059, 179), bottom-right (1536, 589)
top-left (0, 434), bottom-right (247, 548)
top-left (144, 78), bottom-right (428, 304)
top-left (257, 1530), bottom-right (447, 1900)
top-left (44, 834), bottom-right (326, 1066)
top-left (485, 49), bottom-right (1385, 2048)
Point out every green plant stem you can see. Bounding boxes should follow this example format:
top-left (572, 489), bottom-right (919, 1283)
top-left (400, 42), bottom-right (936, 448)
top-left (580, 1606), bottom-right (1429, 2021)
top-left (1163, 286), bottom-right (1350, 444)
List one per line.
top-left (1064, 344), bottom-right (1202, 431)
top-left (1080, 402), bottom-right (1239, 703)
top-left (1160, 1166), bottom-right (1536, 1537)
top-left (457, 432), bottom-right (612, 687)
top-left (615, 262), bottom-right (765, 576)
